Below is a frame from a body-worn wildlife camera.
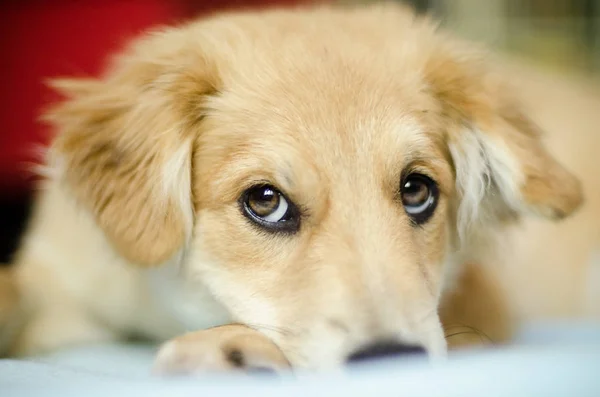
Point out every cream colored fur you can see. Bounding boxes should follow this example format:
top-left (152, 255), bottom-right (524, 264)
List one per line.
top-left (0, 4), bottom-right (598, 372)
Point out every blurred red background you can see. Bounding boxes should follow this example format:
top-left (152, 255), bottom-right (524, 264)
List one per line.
top-left (0, 0), bottom-right (307, 262)
top-left (0, 0), bottom-right (306, 195)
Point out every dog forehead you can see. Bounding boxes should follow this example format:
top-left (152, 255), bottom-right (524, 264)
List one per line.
top-left (208, 56), bottom-right (434, 151)
top-left (203, 91), bottom-right (432, 186)
top-left (195, 65), bottom-right (446, 208)
top-left (192, 13), bottom-right (449, 187)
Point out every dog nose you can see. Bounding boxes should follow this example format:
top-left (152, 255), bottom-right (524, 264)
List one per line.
top-left (347, 341), bottom-right (426, 364)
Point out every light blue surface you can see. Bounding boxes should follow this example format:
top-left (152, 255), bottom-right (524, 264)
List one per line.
top-left (2, 323), bottom-right (600, 397)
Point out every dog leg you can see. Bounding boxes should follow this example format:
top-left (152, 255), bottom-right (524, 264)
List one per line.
top-left (0, 267), bottom-right (22, 355)
top-left (154, 324), bottom-right (290, 375)
top-left (439, 262), bottom-right (514, 349)
top-left (5, 260), bottom-right (118, 357)
top-left (8, 305), bottom-right (117, 357)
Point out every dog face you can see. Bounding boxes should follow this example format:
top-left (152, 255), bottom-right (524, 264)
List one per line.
top-left (46, 5), bottom-right (582, 369)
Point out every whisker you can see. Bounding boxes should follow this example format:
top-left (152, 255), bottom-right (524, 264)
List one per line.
top-left (445, 331), bottom-right (483, 340)
top-left (443, 323), bottom-right (494, 344)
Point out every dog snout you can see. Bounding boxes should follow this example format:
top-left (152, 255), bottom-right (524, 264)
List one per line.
top-left (347, 341), bottom-right (426, 364)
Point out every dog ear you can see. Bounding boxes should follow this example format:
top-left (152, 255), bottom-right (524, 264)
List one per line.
top-left (426, 44), bottom-right (583, 233)
top-left (44, 31), bottom-right (220, 266)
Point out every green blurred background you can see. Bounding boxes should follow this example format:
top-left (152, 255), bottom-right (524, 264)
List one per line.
top-left (340, 0), bottom-right (600, 79)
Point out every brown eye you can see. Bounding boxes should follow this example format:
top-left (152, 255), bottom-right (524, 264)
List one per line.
top-left (247, 186), bottom-right (281, 218)
top-left (242, 185), bottom-right (299, 232)
top-left (400, 173), bottom-right (438, 225)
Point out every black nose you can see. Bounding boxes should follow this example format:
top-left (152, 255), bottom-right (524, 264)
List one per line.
top-left (347, 341), bottom-right (426, 364)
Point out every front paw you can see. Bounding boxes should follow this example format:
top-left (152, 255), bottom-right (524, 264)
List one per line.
top-left (153, 324), bottom-right (290, 376)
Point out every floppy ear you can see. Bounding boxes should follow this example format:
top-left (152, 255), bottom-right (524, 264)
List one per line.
top-left (426, 45), bottom-right (583, 233)
top-left (44, 32), bottom-right (219, 266)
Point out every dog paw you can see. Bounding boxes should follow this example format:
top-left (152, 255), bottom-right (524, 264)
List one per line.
top-left (153, 324), bottom-right (290, 376)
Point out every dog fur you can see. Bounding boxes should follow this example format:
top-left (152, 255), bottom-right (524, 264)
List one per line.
top-left (1, 3), bottom-right (598, 372)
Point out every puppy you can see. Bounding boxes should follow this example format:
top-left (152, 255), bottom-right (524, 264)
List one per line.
top-left (1, 3), bottom-right (598, 373)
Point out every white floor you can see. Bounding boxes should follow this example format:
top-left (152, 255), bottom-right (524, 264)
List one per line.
top-left (2, 322), bottom-right (600, 397)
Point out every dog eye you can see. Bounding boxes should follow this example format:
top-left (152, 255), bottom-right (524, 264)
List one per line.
top-left (400, 173), bottom-right (439, 224)
top-left (242, 185), bottom-right (299, 232)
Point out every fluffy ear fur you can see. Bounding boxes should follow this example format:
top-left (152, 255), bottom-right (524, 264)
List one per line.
top-left (425, 43), bottom-right (583, 234)
top-left (43, 29), bottom-right (220, 266)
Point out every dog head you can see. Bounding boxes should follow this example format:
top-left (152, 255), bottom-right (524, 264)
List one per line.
top-left (45, 4), bottom-right (582, 369)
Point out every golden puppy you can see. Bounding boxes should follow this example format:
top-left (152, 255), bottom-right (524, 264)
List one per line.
top-left (1, 3), bottom-right (598, 373)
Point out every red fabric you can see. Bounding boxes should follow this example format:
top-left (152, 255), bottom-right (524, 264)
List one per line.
top-left (0, 0), bottom-right (304, 194)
